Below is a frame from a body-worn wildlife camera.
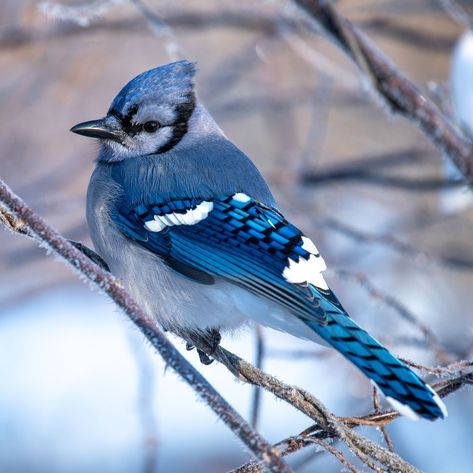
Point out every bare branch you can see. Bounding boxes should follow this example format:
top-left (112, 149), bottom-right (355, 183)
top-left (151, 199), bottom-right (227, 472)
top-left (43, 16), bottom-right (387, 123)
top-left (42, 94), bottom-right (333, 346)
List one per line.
top-left (0, 178), bottom-right (293, 473)
top-left (292, 0), bottom-right (473, 185)
top-left (331, 269), bottom-right (452, 363)
top-left (211, 346), bottom-right (421, 473)
top-left (309, 438), bottom-right (364, 473)
top-left (373, 386), bottom-right (395, 453)
top-left (322, 218), bottom-right (473, 273)
top-left (302, 168), bottom-right (462, 191)
top-left (250, 327), bottom-right (265, 429)
top-left (233, 368), bottom-right (473, 472)
top-left (438, 0), bottom-right (473, 27)
top-left (400, 357), bottom-right (473, 376)
top-left (129, 0), bottom-right (182, 60)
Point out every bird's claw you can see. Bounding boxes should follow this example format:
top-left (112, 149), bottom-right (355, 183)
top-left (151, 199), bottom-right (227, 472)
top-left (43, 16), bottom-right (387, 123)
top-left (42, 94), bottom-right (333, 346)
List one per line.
top-left (185, 329), bottom-right (221, 366)
top-left (198, 350), bottom-right (214, 365)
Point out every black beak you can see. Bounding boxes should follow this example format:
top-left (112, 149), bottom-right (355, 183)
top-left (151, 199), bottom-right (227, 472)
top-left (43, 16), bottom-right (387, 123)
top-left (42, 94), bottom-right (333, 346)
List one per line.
top-left (70, 118), bottom-right (121, 142)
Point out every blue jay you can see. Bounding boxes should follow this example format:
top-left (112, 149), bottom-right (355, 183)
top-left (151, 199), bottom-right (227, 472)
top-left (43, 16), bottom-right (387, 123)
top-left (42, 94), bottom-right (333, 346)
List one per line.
top-left (71, 60), bottom-right (446, 421)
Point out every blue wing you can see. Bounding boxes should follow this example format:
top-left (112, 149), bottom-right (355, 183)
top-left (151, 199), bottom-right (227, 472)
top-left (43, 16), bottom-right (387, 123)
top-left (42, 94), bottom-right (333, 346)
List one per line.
top-left (113, 193), bottom-right (343, 325)
top-left (113, 192), bottom-right (447, 420)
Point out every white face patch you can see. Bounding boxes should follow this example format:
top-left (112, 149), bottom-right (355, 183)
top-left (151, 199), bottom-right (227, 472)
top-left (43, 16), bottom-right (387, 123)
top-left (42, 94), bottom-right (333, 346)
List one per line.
top-left (103, 126), bottom-right (175, 161)
top-left (144, 201), bottom-right (214, 232)
top-left (132, 102), bottom-right (177, 126)
top-left (282, 236), bottom-right (329, 290)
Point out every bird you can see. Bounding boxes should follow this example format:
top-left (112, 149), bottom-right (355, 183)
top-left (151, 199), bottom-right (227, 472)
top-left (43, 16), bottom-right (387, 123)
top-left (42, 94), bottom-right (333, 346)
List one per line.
top-left (71, 60), bottom-right (447, 421)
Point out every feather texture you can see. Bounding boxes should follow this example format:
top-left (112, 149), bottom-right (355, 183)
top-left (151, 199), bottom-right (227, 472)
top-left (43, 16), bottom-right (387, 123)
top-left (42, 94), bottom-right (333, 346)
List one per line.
top-left (83, 61), bottom-right (447, 421)
top-left (111, 191), bottom-right (447, 420)
top-left (116, 193), bottom-right (331, 324)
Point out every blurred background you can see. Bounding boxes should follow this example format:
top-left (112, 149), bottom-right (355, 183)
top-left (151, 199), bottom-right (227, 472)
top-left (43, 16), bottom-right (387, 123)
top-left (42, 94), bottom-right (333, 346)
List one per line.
top-left (1, 0), bottom-right (473, 472)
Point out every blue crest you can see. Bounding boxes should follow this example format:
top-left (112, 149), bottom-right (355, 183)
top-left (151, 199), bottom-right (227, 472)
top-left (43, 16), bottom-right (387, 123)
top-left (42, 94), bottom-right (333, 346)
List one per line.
top-left (109, 60), bottom-right (197, 116)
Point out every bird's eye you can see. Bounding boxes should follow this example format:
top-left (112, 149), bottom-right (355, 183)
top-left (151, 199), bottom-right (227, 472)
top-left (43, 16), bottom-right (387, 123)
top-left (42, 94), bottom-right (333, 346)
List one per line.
top-left (143, 121), bottom-right (159, 133)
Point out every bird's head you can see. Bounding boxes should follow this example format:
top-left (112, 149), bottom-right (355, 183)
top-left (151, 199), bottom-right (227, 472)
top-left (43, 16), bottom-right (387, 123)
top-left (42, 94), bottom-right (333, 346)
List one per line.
top-left (71, 60), bottom-right (197, 161)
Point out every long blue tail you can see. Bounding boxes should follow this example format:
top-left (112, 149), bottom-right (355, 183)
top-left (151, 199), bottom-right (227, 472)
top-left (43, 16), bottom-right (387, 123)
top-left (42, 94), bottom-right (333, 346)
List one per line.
top-left (306, 308), bottom-right (447, 420)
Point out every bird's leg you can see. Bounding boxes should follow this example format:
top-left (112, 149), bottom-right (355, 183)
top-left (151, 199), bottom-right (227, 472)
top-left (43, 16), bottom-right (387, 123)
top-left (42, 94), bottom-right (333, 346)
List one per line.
top-left (207, 329), bottom-right (222, 354)
top-left (186, 329), bottom-right (221, 366)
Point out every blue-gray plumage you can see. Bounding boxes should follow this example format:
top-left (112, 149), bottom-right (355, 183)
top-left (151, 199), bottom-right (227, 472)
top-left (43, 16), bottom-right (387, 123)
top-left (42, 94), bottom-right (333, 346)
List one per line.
top-left (71, 60), bottom-right (446, 421)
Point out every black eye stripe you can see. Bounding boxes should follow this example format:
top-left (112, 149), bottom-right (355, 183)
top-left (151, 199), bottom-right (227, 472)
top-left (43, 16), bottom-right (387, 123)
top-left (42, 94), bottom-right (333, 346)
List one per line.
top-left (109, 105), bottom-right (142, 137)
top-left (121, 104), bottom-right (138, 129)
top-left (156, 93), bottom-right (196, 153)
top-left (107, 91), bottom-right (196, 150)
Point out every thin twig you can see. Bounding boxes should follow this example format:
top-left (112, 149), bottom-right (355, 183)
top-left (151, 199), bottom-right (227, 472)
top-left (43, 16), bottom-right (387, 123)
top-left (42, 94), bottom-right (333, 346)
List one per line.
top-left (373, 386), bottom-right (395, 452)
top-left (322, 218), bottom-right (473, 273)
top-left (250, 326), bottom-right (265, 429)
top-left (399, 357), bottom-right (473, 376)
top-left (331, 269), bottom-right (452, 363)
top-left (300, 148), bottom-right (465, 191)
top-left (438, 0), bottom-right (473, 27)
top-left (309, 438), bottom-right (364, 473)
top-left (129, 0), bottom-right (182, 60)
top-left (303, 169), bottom-right (462, 191)
top-left (212, 346), bottom-right (421, 473)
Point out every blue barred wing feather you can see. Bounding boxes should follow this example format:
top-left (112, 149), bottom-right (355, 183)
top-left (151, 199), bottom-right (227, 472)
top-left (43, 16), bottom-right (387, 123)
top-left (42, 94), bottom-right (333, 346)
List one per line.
top-left (113, 192), bottom-right (447, 420)
top-left (114, 193), bottom-right (342, 324)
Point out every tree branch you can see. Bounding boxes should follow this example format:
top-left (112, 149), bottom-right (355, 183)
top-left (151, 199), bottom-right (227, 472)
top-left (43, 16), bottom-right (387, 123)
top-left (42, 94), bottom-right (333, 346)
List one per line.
top-left (321, 217), bottom-right (473, 273)
top-left (0, 178), bottom-right (425, 473)
top-left (231, 369), bottom-right (473, 472)
top-left (211, 346), bottom-right (422, 473)
top-left (292, 0), bottom-right (473, 185)
top-left (0, 178), bottom-right (292, 473)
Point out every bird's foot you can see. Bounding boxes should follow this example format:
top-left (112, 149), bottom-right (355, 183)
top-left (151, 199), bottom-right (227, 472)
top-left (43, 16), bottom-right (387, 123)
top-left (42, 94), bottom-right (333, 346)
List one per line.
top-left (69, 240), bottom-right (110, 271)
top-left (197, 349), bottom-right (214, 365)
top-left (186, 329), bottom-right (221, 366)
top-left (207, 329), bottom-right (222, 355)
